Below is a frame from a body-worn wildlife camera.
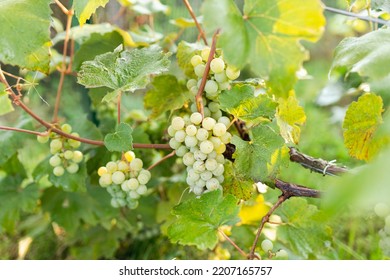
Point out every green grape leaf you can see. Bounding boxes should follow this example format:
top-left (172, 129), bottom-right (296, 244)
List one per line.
top-left (78, 45), bottom-right (170, 102)
top-left (330, 29), bottom-right (390, 87)
top-left (223, 161), bottom-right (254, 201)
top-left (168, 190), bottom-right (240, 250)
top-left (0, 0), bottom-right (51, 73)
top-left (41, 187), bottom-right (98, 233)
top-left (104, 122), bottom-right (133, 152)
top-left (276, 94), bottom-right (306, 144)
top-left (276, 198), bottom-right (330, 258)
top-left (0, 85), bottom-right (14, 116)
top-left (73, 31), bottom-right (124, 70)
top-left (144, 75), bottom-right (191, 118)
top-left (343, 93), bottom-right (384, 161)
top-left (231, 124), bottom-right (285, 181)
top-left (177, 41), bottom-right (204, 77)
top-left (202, 0), bottom-right (325, 96)
top-left (0, 154), bottom-right (39, 233)
top-left (219, 84), bottom-right (277, 124)
top-left (73, 0), bottom-right (109, 26)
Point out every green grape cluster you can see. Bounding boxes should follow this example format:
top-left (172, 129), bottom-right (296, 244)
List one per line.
top-left (97, 151), bottom-right (151, 209)
top-left (374, 202), bottom-right (390, 256)
top-left (168, 114), bottom-right (232, 196)
top-left (37, 124), bottom-right (83, 177)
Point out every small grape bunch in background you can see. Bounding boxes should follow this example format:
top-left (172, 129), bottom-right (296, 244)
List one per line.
top-left (37, 123), bottom-right (83, 177)
top-left (97, 151), bottom-right (151, 209)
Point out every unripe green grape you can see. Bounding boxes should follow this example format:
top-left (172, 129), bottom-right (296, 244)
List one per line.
top-left (111, 198), bottom-right (120, 208)
top-left (206, 90), bottom-right (219, 100)
top-left (210, 57), bottom-right (225, 73)
top-left (216, 175), bottom-right (224, 183)
top-left (69, 133), bottom-right (81, 148)
top-left (276, 249), bottom-right (288, 259)
top-left (117, 197), bottom-right (127, 207)
top-left (139, 169), bottom-right (151, 181)
top-left (205, 80), bottom-right (218, 94)
top-left (193, 160), bottom-right (206, 173)
top-left (186, 78), bottom-right (197, 89)
top-left (174, 130), bottom-right (186, 142)
top-left (205, 158), bottom-right (218, 171)
top-left (106, 161), bottom-right (118, 173)
top-left (129, 190), bottom-right (140, 199)
top-left (200, 170), bottom-right (213, 181)
top-left (190, 55), bottom-right (203, 67)
top-left (66, 163), bottom-right (79, 174)
top-left (63, 150), bottom-right (74, 160)
top-left (207, 150), bottom-right (217, 159)
top-left (196, 128), bottom-right (209, 141)
top-left (216, 154), bottom-right (225, 164)
top-left (112, 171), bottom-right (126, 185)
top-left (117, 161), bottom-right (129, 172)
top-left (171, 116), bottom-right (185, 130)
top-left (184, 135), bottom-right (198, 148)
top-left (220, 132), bottom-right (232, 144)
top-left (183, 152), bottom-right (195, 166)
top-left (208, 102), bottom-right (220, 113)
top-left (124, 151), bottom-right (136, 162)
top-left (98, 166), bottom-right (108, 176)
top-left (127, 199), bottom-right (139, 209)
top-left (167, 125), bottom-right (176, 137)
top-left (218, 81), bottom-right (230, 90)
top-left (212, 164), bottom-right (225, 176)
top-left (49, 155), bottom-right (62, 167)
top-left (136, 184), bottom-right (147, 195)
top-left (214, 72), bottom-right (228, 83)
top-left (206, 178), bottom-right (220, 190)
top-left (203, 107), bottom-right (212, 117)
top-left (130, 158), bottom-right (143, 171)
top-left (226, 65), bottom-right (240, 80)
top-left (200, 140), bottom-right (214, 154)
top-left (61, 123), bottom-right (72, 134)
top-left (186, 125), bottom-right (197, 136)
top-left (201, 47), bottom-right (211, 61)
top-left (72, 151), bottom-right (83, 163)
top-left (37, 134), bottom-right (49, 144)
top-left (50, 139), bottom-right (63, 152)
top-left (190, 86), bottom-right (199, 96)
top-left (190, 112), bottom-right (203, 125)
top-left (375, 203), bottom-right (390, 217)
top-left (186, 177), bottom-right (196, 186)
top-left (194, 64), bottom-right (206, 77)
top-left (127, 178), bottom-right (139, 190)
top-left (215, 143), bottom-right (226, 154)
top-left (261, 239), bottom-right (273, 251)
top-left (209, 137), bottom-right (222, 149)
top-left (175, 145), bottom-right (188, 157)
top-left (193, 186), bottom-right (204, 196)
top-left (194, 150), bottom-right (207, 161)
top-left (169, 138), bottom-right (181, 149)
top-left (188, 168), bottom-right (200, 181)
top-left (218, 116), bottom-right (231, 128)
top-left (138, 173), bottom-right (150, 185)
top-left (195, 179), bottom-right (206, 188)
top-left (202, 117), bottom-right (216, 130)
top-left (213, 123), bottom-right (227, 137)
top-left (211, 110), bottom-right (223, 120)
top-left (53, 166), bottom-right (65, 177)
top-left (121, 180), bottom-right (131, 192)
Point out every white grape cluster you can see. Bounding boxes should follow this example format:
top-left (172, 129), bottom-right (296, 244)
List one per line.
top-left (374, 202), bottom-right (390, 256)
top-left (37, 124), bottom-right (83, 177)
top-left (97, 151), bottom-right (151, 209)
top-left (168, 114), bottom-right (232, 195)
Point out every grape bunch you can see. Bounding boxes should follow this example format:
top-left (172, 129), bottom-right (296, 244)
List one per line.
top-left (168, 113), bottom-right (232, 196)
top-left (37, 124), bottom-right (83, 177)
top-left (97, 151), bottom-right (151, 209)
top-left (186, 46), bottom-right (240, 101)
top-left (374, 202), bottom-right (390, 256)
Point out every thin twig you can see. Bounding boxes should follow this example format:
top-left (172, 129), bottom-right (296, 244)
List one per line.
top-left (54, 0), bottom-right (69, 14)
top-left (218, 229), bottom-right (247, 258)
top-left (324, 6), bottom-right (390, 26)
top-left (195, 29), bottom-right (220, 117)
top-left (0, 126), bottom-right (45, 136)
top-left (182, 0), bottom-right (208, 45)
top-left (147, 151), bottom-right (176, 171)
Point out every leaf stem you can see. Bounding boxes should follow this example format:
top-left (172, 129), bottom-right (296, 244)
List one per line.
top-left (54, 0), bottom-right (69, 15)
top-left (195, 29), bottom-right (220, 117)
top-left (218, 229), bottom-right (248, 259)
top-left (147, 150), bottom-right (176, 170)
top-left (324, 6), bottom-right (390, 26)
top-left (182, 0), bottom-right (208, 45)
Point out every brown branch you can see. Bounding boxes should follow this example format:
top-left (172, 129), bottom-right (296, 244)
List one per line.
top-left (234, 119), bottom-right (250, 141)
top-left (0, 126), bottom-right (44, 136)
top-left (182, 0), bottom-right (208, 45)
top-left (289, 147), bottom-right (348, 176)
top-left (54, 0), bottom-right (69, 14)
top-left (218, 229), bottom-right (247, 259)
top-left (147, 151), bottom-right (176, 170)
top-left (195, 29), bottom-right (220, 117)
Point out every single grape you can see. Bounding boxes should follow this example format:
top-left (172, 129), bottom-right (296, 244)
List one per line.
top-left (175, 145), bottom-right (188, 157)
top-left (215, 143), bottom-right (226, 154)
top-left (202, 117), bottom-right (216, 130)
top-left (200, 170), bottom-right (213, 181)
top-left (117, 161), bottom-right (129, 172)
top-left (129, 191), bottom-right (140, 199)
top-left (53, 166), bottom-right (65, 177)
top-left (196, 128), bottom-right (209, 142)
top-left (195, 179), bottom-right (206, 188)
top-left (138, 173), bottom-right (150, 185)
top-left (127, 178), bottom-right (139, 190)
top-left (194, 150), bottom-right (207, 161)
top-left (174, 130), bottom-right (186, 142)
top-left (261, 239), bottom-right (273, 252)
top-left (112, 171), bottom-right (125, 185)
top-left (214, 72), bottom-right (227, 83)
top-left (193, 160), bottom-right (206, 173)
top-left (72, 151), bottom-right (83, 163)
top-left (208, 102), bottom-right (220, 113)
top-left (205, 158), bottom-right (218, 171)
top-left (275, 249), bottom-right (288, 259)
top-left (203, 107), bottom-right (212, 117)
top-left (98, 166), bottom-right (108, 176)
top-left (183, 152), bottom-right (195, 166)
top-left (216, 154), bottom-right (225, 164)
top-left (209, 136), bottom-right (222, 149)
top-left (130, 158), bottom-right (143, 171)
top-left (207, 150), bottom-right (217, 159)
top-left (69, 133), bottom-right (81, 148)
top-left (190, 55), bottom-right (203, 67)
top-left (218, 81), bottom-right (230, 90)
top-left (194, 64), bottom-right (206, 77)
top-left (37, 134), bottom-right (49, 144)
top-left (127, 199), bottom-right (139, 209)
top-left (63, 150), bottom-right (74, 160)
top-left (213, 123), bottom-right (227, 137)
top-left (106, 161), bottom-right (118, 173)
top-left (190, 86), bottom-right (199, 96)
top-left (212, 164), bottom-right (225, 176)
top-left (49, 155), bottom-right (62, 167)
top-left (210, 57), bottom-right (225, 73)
top-left (217, 116), bottom-right (230, 128)
top-left (186, 125), bottom-right (197, 137)
top-left (171, 116), bottom-right (185, 130)
top-left (167, 126), bottom-right (176, 137)
top-left (211, 110), bottom-right (223, 120)
top-left (226, 65), bottom-right (240, 80)
top-left (121, 180), bottom-right (131, 192)
top-left (188, 168), bottom-right (200, 181)
top-left (136, 184), bottom-right (148, 195)
top-left (205, 80), bottom-right (218, 94)
top-left (66, 163), bottom-right (79, 174)
top-left (375, 203), bottom-right (390, 217)
top-left (187, 79), bottom-right (197, 90)
top-left (220, 132), bottom-right (232, 144)
top-left (169, 138), bottom-right (181, 150)
top-left (190, 112), bottom-right (203, 125)
top-left (200, 140), bottom-right (214, 154)
top-left (111, 198), bottom-right (120, 208)
top-left (124, 151), bottom-right (136, 162)
top-left (206, 178), bottom-right (220, 190)
top-left (184, 135), bottom-right (198, 148)
top-left (201, 47), bottom-right (211, 61)
top-left (192, 186), bottom-right (204, 196)
top-left (50, 139), bottom-right (63, 152)
top-left (216, 175), bottom-right (224, 183)
top-left (61, 123), bottom-right (72, 134)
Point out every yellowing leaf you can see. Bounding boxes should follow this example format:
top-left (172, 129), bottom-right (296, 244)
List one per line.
top-left (73, 0), bottom-right (110, 26)
top-left (276, 93), bottom-right (306, 144)
top-left (343, 93), bottom-right (384, 161)
top-left (239, 195), bottom-right (270, 225)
